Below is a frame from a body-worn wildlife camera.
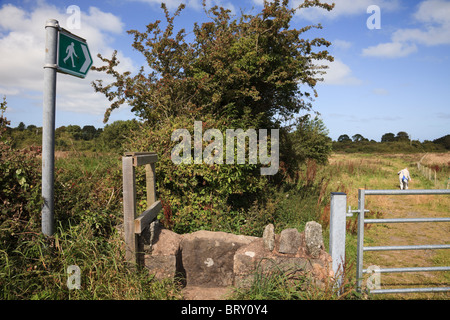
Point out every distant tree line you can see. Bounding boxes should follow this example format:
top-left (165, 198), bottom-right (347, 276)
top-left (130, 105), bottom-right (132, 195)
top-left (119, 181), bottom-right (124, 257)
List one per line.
top-left (336, 131), bottom-right (411, 143)
top-left (7, 120), bottom-right (448, 155)
top-left (4, 119), bottom-right (141, 152)
top-left (334, 131), bottom-right (449, 153)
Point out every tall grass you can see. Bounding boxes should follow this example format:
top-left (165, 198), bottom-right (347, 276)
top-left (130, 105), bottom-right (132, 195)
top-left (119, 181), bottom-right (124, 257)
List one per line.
top-left (4, 147), bottom-right (445, 299)
top-left (0, 152), bottom-right (182, 299)
top-left (230, 258), bottom-right (358, 300)
top-left (0, 217), bottom-right (182, 300)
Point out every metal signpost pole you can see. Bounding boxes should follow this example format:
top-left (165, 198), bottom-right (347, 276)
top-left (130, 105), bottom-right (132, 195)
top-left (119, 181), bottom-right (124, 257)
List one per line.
top-left (41, 19), bottom-right (92, 236)
top-left (42, 19), bottom-right (59, 236)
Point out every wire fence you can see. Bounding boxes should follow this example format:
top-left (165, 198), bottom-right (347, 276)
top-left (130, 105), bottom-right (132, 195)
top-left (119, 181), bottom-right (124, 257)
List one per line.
top-left (417, 161), bottom-right (449, 189)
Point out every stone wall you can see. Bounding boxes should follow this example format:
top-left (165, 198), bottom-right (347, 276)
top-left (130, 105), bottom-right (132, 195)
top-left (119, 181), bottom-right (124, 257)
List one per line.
top-left (141, 221), bottom-right (333, 289)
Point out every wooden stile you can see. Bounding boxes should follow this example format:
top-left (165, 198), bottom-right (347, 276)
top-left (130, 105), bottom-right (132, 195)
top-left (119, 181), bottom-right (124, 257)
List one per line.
top-left (122, 152), bottom-right (161, 266)
top-left (134, 200), bottom-right (162, 234)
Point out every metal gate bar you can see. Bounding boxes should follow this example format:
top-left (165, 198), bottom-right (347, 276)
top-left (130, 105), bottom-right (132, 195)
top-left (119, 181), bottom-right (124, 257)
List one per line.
top-left (364, 244), bottom-right (450, 251)
top-left (355, 189), bottom-right (450, 294)
top-left (365, 217), bottom-right (450, 223)
top-left (369, 287), bottom-right (450, 295)
top-left (363, 266), bottom-right (450, 273)
top-left (364, 189), bottom-right (450, 195)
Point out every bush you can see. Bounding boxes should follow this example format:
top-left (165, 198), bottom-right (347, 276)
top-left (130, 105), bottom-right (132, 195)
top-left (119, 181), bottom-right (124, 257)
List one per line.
top-left (53, 153), bottom-right (123, 236)
top-left (0, 99), bottom-right (181, 299)
top-left (0, 97), bottom-right (43, 252)
top-left (126, 114), bottom-right (272, 234)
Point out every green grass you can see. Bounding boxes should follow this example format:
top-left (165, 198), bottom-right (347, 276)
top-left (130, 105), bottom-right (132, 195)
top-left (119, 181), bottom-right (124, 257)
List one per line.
top-left (0, 220), bottom-right (183, 300)
top-left (1, 151), bottom-right (182, 300)
top-left (2, 150), bottom-right (448, 300)
top-left (325, 152), bottom-right (450, 300)
top-left (229, 258), bottom-right (357, 300)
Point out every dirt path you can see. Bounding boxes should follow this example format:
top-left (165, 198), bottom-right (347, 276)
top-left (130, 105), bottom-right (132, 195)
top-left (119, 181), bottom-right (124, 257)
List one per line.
top-left (363, 193), bottom-right (450, 299)
top-left (326, 152), bottom-right (449, 299)
top-left (182, 286), bottom-right (234, 300)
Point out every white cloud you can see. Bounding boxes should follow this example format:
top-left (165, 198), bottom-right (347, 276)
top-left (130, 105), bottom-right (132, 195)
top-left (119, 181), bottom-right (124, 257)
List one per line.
top-left (84, 7), bottom-right (124, 34)
top-left (362, 42), bottom-right (418, 58)
top-left (392, 0), bottom-right (450, 46)
top-left (129, 0), bottom-right (188, 10)
top-left (362, 0), bottom-right (450, 58)
top-left (392, 25), bottom-right (450, 47)
top-left (128, 0), bottom-right (235, 12)
top-left (414, 0), bottom-right (450, 24)
top-left (318, 58), bottom-right (362, 86)
top-left (332, 39), bottom-right (352, 50)
top-left (0, 86), bottom-right (19, 96)
top-left (0, 2), bottom-right (136, 116)
top-left (293, 0), bottom-right (400, 21)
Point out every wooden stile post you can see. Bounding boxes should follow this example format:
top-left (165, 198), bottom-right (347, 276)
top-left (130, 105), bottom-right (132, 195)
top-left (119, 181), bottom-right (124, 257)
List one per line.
top-left (122, 152), bottom-right (160, 268)
top-left (122, 155), bottom-right (138, 266)
top-left (146, 163), bottom-right (156, 207)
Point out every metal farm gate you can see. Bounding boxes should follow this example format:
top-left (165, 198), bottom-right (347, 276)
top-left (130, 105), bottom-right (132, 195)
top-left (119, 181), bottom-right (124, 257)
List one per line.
top-left (329, 189), bottom-right (450, 295)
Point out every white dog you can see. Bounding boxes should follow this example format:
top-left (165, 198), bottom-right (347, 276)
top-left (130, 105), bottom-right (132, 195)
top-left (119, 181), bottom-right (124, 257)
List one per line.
top-left (398, 168), bottom-right (412, 190)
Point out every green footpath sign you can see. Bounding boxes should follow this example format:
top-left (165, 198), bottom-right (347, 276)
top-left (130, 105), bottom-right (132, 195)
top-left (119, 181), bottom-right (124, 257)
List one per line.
top-left (57, 29), bottom-right (92, 78)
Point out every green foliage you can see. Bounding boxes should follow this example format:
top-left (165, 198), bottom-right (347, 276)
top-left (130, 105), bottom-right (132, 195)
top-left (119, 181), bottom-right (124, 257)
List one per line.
top-left (1, 100), bottom-right (181, 299)
top-left (92, 0), bottom-right (334, 125)
top-left (332, 139), bottom-right (446, 153)
top-left (433, 134), bottom-right (450, 150)
top-left (290, 115), bottom-right (332, 165)
top-left (0, 221), bottom-right (182, 299)
top-left (53, 153), bottom-right (124, 236)
top-left (127, 114), bottom-right (271, 234)
top-left (352, 133), bottom-right (368, 142)
top-left (337, 134), bottom-right (351, 143)
top-left (381, 132), bottom-right (395, 142)
top-left (0, 99), bottom-right (43, 254)
top-left (99, 119), bottom-right (141, 151)
top-left (81, 125), bottom-right (100, 141)
top-left (65, 125), bottom-right (83, 140)
top-left (396, 131), bottom-right (409, 141)
top-left (230, 257), bottom-right (353, 300)
top-left (91, 0), bottom-right (336, 234)
top-left (4, 119), bottom-right (141, 153)
top-left (0, 96), bottom-right (8, 137)
top-left (16, 122), bottom-right (26, 131)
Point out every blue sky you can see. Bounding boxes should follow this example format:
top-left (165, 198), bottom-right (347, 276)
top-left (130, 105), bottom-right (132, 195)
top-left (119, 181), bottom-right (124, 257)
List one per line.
top-left (0, 0), bottom-right (449, 141)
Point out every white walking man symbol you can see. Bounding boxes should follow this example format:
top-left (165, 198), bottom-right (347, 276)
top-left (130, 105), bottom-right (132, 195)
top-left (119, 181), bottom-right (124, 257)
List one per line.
top-left (63, 42), bottom-right (78, 67)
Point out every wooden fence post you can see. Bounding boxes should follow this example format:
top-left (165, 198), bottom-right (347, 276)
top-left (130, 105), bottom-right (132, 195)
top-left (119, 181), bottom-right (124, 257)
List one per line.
top-left (146, 163), bottom-right (156, 207)
top-left (122, 152), bottom-right (161, 268)
top-left (122, 155), bottom-right (138, 266)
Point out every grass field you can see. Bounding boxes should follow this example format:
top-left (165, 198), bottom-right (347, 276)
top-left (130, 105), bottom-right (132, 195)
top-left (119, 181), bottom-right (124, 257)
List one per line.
top-left (322, 152), bottom-right (450, 300)
top-left (1, 149), bottom-right (448, 300)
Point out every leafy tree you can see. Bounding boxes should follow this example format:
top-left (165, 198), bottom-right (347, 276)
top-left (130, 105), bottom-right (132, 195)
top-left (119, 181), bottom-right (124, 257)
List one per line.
top-left (92, 0), bottom-right (334, 126)
top-left (55, 126), bottom-right (66, 137)
top-left (81, 125), bottom-right (99, 141)
top-left (337, 134), bottom-right (351, 143)
top-left (396, 131), bottom-right (409, 141)
top-left (1, 96), bottom-right (10, 139)
top-left (290, 114), bottom-right (331, 164)
top-left (0, 97), bottom-right (42, 248)
top-left (17, 122), bottom-right (25, 131)
top-left (100, 119), bottom-right (141, 150)
top-left (352, 133), bottom-right (367, 142)
top-left (381, 132), bottom-right (395, 142)
top-left (66, 125), bottom-right (82, 140)
top-left (91, 0), bottom-right (335, 233)
top-left (433, 134), bottom-right (450, 150)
